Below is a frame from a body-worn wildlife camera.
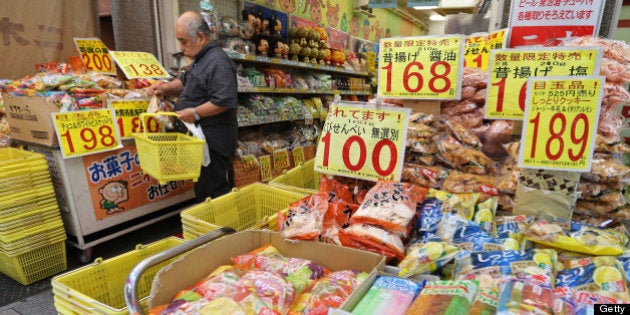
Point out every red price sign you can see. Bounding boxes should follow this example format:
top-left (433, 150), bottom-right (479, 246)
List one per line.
top-left (519, 76), bottom-right (604, 171)
top-left (73, 38), bottom-right (116, 75)
top-left (110, 51), bottom-right (170, 79)
top-left (314, 102), bottom-right (411, 181)
top-left (485, 47), bottom-right (601, 120)
top-left (108, 99), bottom-right (160, 139)
top-left (53, 109), bottom-right (122, 159)
top-left (377, 35), bottom-right (464, 100)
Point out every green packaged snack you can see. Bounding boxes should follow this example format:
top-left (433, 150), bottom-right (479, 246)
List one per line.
top-left (405, 280), bottom-right (479, 315)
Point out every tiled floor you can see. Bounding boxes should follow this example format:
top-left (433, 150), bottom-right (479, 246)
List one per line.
top-left (0, 215), bottom-right (182, 314)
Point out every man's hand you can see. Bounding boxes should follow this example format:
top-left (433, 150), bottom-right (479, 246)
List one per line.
top-left (177, 107), bottom-right (197, 124)
top-left (146, 83), bottom-right (164, 96)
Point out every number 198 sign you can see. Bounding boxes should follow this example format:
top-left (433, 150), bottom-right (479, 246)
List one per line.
top-left (377, 35), bottom-right (464, 100)
top-left (315, 102), bottom-right (411, 181)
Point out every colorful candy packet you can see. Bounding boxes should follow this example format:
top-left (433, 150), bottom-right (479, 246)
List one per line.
top-left (398, 241), bottom-right (460, 278)
top-left (469, 288), bottom-right (499, 315)
top-left (350, 275), bottom-right (424, 315)
top-left (405, 280), bottom-right (479, 315)
top-left (438, 213), bottom-right (521, 252)
top-left (473, 197), bottom-right (498, 236)
top-left (495, 215), bottom-right (533, 243)
top-left (416, 198), bottom-right (444, 236)
top-left (497, 277), bottom-right (554, 315)
top-left (289, 270), bottom-right (369, 315)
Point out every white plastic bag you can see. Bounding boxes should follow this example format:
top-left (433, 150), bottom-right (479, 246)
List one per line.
top-left (183, 121), bottom-right (211, 167)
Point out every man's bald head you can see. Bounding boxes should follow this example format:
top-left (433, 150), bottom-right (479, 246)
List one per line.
top-left (177, 11), bottom-right (211, 41)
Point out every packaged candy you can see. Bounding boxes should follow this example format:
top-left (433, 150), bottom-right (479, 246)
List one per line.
top-left (191, 265), bottom-right (244, 300)
top-left (405, 280), bottom-right (479, 315)
top-left (351, 276), bottom-right (423, 315)
top-left (441, 214), bottom-right (521, 252)
top-left (280, 193), bottom-right (329, 240)
top-left (495, 215), bottom-right (532, 242)
top-left (469, 288), bottom-right (499, 315)
top-left (289, 270), bottom-right (369, 315)
top-left (149, 290), bottom-right (208, 315)
top-left (473, 197), bottom-right (498, 235)
top-left (416, 198), bottom-right (444, 236)
top-left (497, 277), bottom-right (554, 315)
top-left (398, 241), bottom-right (460, 278)
top-left (557, 256), bottom-right (630, 302)
top-left (232, 270), bottom-right (296, 314)
top-left (428, 189), bottom-right (480, 221)
top-left (339, 224), bottom-right (405, 260)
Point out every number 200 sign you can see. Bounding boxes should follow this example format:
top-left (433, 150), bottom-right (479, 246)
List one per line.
top-left (314, 102), bottom-right (411, 182)
top-left (377, 35), bottom-right (464, 100)
top-left (518, 76), bottom-right (604, 172)
top-left (73, 38), bottom-right (116, 75)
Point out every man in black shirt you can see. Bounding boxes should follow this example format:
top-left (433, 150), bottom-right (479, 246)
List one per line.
top-left (148, 11), bottom-right (238, 202)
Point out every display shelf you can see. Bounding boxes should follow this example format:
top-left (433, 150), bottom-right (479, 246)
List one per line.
top-left (238, 112), bottom-right (306, 127)
top-left (227, 51), bottom-right (370, 77)
top-left (237, 86), bottom-right (371, 95)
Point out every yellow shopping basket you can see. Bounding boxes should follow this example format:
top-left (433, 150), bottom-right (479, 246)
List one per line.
top-left (133, 112), bottom-right (205, 185)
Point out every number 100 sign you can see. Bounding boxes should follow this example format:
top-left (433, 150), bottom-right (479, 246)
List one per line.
top-left (314, 102), bottom-right (411, 182)
top-left (518, 76), bottom-right (604, 172)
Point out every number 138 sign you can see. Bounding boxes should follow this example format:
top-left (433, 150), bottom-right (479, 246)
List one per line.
top-left (315, 102), bottom-right (411, 181)
top-left (519, 76), bottom-right (604, 172)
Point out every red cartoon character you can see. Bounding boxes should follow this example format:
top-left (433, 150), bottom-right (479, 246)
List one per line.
top-left (349, 15), bottom-right (360, 37)
top-left (279, 0), bottom-right (296, 14)
top-left (325, 1), bottom-right (340, 28)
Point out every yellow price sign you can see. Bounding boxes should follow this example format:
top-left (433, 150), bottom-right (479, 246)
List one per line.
top-left (53, 108), bottom-right (122, 159)
top-left (486, 47), bottom-right (602, 120)
top-left (110, 51), bottom-right (170, 79)
top-left (73, 38), bottom-right (116, 75)
top-left (315, 102), bottom-right (411, 181)
top-left (519, 76), bottom-right (604, 172)
top-left (259, 155), bottom-right (272, 182)
top-left (108, 99), bottom-right (161, 139)
top-left (464, 33), bottom-right (489, 70)
top-left (293, 146), bottom-right (305, 166)
top-left (241, 154), bottom-right (259, 172)
top-left (273, 149), bottom-right (290, 170)
top-left (377, 35), bottom-right (464, 100)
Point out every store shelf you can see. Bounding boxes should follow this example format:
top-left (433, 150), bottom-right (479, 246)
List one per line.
top-left (237, 86), bottom-right (371, 95)
top-left (227, 51), bottom-right (370, 77)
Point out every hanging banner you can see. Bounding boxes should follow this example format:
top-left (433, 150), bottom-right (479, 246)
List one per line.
top-left (519, 76), bottom-right (604, 172)
top-left (73, 38), bottom-right (116, 75)
top-left (110, 51), bottom-right (170, 79)
top-left (52, 108), bottom-right (122, 159)
top-left (314, 102), bottom-right (411, 181)
top-left (507, 0), bottom-right (605, 47)
top-left (108, 98), bottom-right (161, 139)
top-left (485, 46), bottom-right (602, 120)
top-left (377, 35), bottom-right (464, 100)
top-left (408, 0), bottom-right (439, 7)
top-left (368, 0), bottom-right (398, 9)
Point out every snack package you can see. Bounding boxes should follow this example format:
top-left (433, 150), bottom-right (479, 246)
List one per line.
top-left (339, 224), bottom-right (405, 260)
top-left (473, 197), bottom-right (498, 235)
top-left (469, 288), bottom-right (499, 315)
top-left (191, 265), bottom-right (244, 301)
top-left (405, 280), bottom-right (479, 315)
top-left (398, 241), bottom-right (460, 278)
top-left (289, 270), bottom-right (369, 315)
top-left (435, 134), bottom-right (495, 175)
top-left (524, 219), bottom-right (628, 256)
top-left (497, 277), bottom-right (554, 315)
top-left (351, 276), bottom-right (423, 315)
top-left (495, 215), bottom-right (533, 242)
top-left (350, 181), bottom-right (427, 238)
top-left (416, 198), bottom-right (444, 236)
top-left (148, 290), bottom-right (209, 315)
top-left (321, 200), bottom-right (359, 245)
top-left (556, 256), bottom-right (630, 303)
top-left (232, 269), bottom-right (296, 314)
top-left (438, 213), bottom-right (521, 252)
top-left (318, 175), bottom-right (355, 204)
top-left (279, 193), bottom-right (329, 240)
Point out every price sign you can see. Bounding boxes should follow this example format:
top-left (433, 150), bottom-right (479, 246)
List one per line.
top-left (485, 47), bottom-right (602, 120)
top-left (273, 149), bottom-right (290, 170)
top-left (259, 155), bottom-right (272, 182)
top-left (377, 35), bottom-right (464, 100)
top-left (53, 108), bottom-right (122, 159)
top-left (241, 154), bottom-right (259, 172)
top-left (519, 76), bottom-right (604, 172)
top-left (293, 146), bottom-right (305, 166)
top-left (464, 29), bottom-right (507, 71)
top-left (110, 51), bottom-right (170, 79)
top-left (315, 102), bottom-right (411, 181)
top-left (73, 38), bottom-right (116, 75)
top-left (108, 99), bottom-right (160, 139)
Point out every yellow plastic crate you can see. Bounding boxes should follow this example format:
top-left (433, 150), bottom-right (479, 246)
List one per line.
top-left (0, 147), bottom-right (48, 171)
top-left (52, 237), bottom-right (185, 315)
top-left (0, 240), bottom-right (67, 285)
top-left (0, 228), bottom-right (67, 256)
top-left (269, 159), bottom-right (322, 195)
top-left (133, 113), bottom-right (205, 185)
top-left (180, 183), bottom-right (306, 240)
top-left (0, 186), bottom-right (55, 210)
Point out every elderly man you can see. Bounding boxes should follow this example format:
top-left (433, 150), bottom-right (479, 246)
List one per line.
top-left (148, 11), bottom-right (238, 201)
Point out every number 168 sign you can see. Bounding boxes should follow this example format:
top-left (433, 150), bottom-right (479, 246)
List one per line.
top-left (314, 102), bottom-right (411, 181)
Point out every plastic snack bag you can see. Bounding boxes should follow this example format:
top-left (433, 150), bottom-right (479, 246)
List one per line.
top-left (497, 277), bottom-right (554, 315)
top-left (351, 275), bottom-right (424, 315)
top-left (289, 270), bottom-right (369, 315)
top-left (398, 241), bottom-right (460, 278)
top-left (416, 198), bottom-right (444, 236)
top-left (191, 265), bottom-right (245, 301)
top-left (279, 193), bottom-right (329, 240)
top-left (321, 200), bottom-right (359, 245)
top-left (469, 288), bottom-right (499, 315)
top-left (339, 224), bottom-right (406, 260)
top-left (440, 214), bottom-right (521, 252)
top-left (495, 215), bottom-right (533, 242)
top-left (405, 280), bottom-right (479, 315)
top-left (556, 256), bottom-right (630, 303)
top-left (232, 270), bottom-right (297, 314)
top-left (473, 197), bottom-right (498, 236)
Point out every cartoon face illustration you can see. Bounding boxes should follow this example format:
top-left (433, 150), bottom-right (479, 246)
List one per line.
top-left (362, 19), bottom-right (370, 39)
top-left (309, 1), bottom-right (324, 23)
top-left (340, 13), bottom-right (348, 32)
top-left (325, 1), bottom-right (340, 28)
top-left (349, 16), bottom-right (360, 36)
top-left (98, 180), bottom-right (129, 214)
top-left (372, 20), bottom-right (383, 41)
top-left (279, 0), bottom-right (296, 14)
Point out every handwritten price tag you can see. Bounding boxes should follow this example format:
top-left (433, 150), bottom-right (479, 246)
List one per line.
top-left (377, 35), bottom-right (464, 100)
top-left (241, 154), bottom-right (259, 172)
top-left (315, 102), bottom-right (411, 181)
top-left (73, 38), bottom-right (116, 75)
top-left (273, 149), bottom-right (290, 170)
top-left (108, 99), bottom-right (161, 139)
top-left (519, 76), bottom-right (604, 171)
top-left (485, 47), bottom-right (602, 120)
top-left (110, 51), bottom-right (170, 79)
top-left (293, 146), bottom-right (305, 166)
top-left (53, 108), bottom-right (122, 159)
top-left (259, 155), bottom-right (272, 182)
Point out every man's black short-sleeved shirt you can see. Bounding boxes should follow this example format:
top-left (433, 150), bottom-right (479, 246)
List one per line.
top-left (178, 42), bottom-right (238, 160)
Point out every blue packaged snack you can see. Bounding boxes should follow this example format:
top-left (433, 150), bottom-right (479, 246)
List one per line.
top-left (417, 198), bottom-right (443, 236)
top-left (449, 221), bottom-right (521, 252)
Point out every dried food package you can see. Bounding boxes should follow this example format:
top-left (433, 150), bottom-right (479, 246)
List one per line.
top-left (514, 168), bottom-right (580, 220)
top-left (339, 224), bottom-right (405, 260)
top-left (435, 135), bottom-right (494, 175)
top-left (279, 193), bottom-right (329, 240)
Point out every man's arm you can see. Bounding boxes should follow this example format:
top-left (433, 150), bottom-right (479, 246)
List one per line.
top-left (147, 78), bottom-right (184, 97)
top-left (177, 101), bottom-right (229, 123)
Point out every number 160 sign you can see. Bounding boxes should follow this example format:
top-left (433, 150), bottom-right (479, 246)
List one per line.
top-left (314, 102), bottom-right (411, 181)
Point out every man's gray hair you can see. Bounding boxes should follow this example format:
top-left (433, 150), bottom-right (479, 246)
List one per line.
top-left (186, 15), bottom-right (211, 40)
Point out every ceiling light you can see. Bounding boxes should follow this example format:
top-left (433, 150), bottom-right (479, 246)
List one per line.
top-left (413, 5), bottom-right (439, 10)
top-left (429, 14), bottom-right (446, 21)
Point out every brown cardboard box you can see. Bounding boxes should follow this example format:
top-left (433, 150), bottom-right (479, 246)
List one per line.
top-left (2, 93), bottom-right (59, 146)
top-left (148, 230), bottom-right (386, 310)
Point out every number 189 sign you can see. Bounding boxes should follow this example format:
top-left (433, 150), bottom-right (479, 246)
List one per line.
top-left (377, 35), bottom-right (464, 100)
top-left (315, 102), bottom-right (411, 181)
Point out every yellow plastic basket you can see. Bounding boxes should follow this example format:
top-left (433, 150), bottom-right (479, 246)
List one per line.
top-left (133, 113), bottom-right (205, 185)
top-left (0, 240), bottom-right (67, 285)
top-left (0, 147), bottom-right (48, 172)
top-left (269, 159), bottom-right (322, 195)
top-left (52, 237), bottom-right (185, 315)
top-left (180, 183), bottom-right (306, 240)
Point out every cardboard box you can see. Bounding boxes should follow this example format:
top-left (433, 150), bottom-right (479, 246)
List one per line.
top-left (2, 93), bottom-right (59, 146)
top-left (148, 230), bottom-right (386, 310)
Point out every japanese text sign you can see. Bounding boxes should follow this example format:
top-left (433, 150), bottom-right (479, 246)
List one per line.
top-left (110, 51), bottom-right (170, 79)
top-left (465, 29), bottom-right (508, 71)
top-left (73, 38), bottom-right (116, 75)
top-left (508, 0), bottom-right (605, 48)
top-left (108, 98), bottom-right (161, 139)
top-left (519, 76), bottom-right (604, 172)
top-left (260, 155), bottom-right (272, 182)
top-left (53, 108), bottom-right (122, 159)
top-left (377, 35), bottom-right (464, 100)
top-left (315, 102), bottom-right (411, 181)
top-left (485, 47), bottom-right (602, 120)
